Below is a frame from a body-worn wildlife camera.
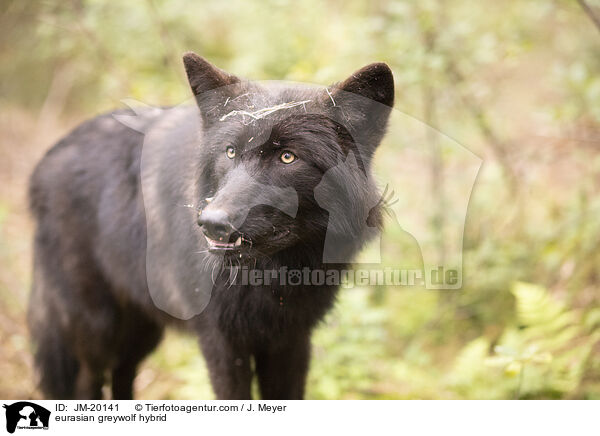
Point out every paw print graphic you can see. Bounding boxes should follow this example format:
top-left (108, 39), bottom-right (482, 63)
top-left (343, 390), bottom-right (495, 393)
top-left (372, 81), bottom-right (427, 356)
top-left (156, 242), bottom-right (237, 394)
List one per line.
top-left (287, 270), bottom-right (302, 286)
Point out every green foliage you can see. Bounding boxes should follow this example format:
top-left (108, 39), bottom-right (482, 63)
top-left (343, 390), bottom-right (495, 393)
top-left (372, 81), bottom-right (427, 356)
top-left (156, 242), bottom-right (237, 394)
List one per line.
top-left (446, 282), bottom-right (599, 399)
top-left (308, 289), bottom-right (388, 399)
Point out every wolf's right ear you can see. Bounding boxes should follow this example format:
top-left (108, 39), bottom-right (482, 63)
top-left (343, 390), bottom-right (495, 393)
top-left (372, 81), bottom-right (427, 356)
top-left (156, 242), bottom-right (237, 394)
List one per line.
top-left (183, 52), bottom-right (240, 110)
top-left (325, 63), bottom-right (394, 154)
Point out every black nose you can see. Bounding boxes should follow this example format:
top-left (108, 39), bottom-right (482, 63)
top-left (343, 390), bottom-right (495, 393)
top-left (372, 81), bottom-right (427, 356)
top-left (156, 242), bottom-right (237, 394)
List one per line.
top-left (197, 208), bottom-right (233, 241)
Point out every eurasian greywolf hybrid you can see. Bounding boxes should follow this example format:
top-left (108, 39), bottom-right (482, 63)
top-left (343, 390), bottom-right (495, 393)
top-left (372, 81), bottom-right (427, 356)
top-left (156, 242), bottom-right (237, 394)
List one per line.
top-left (28, 53), bottom-right (394, 399)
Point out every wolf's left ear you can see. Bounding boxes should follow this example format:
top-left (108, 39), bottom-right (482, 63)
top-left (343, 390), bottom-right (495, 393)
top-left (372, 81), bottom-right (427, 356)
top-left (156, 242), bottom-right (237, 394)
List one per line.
top-left (183, 52), bottom-right (240, 111)
top-left (327, 63), bottom-right (394, 150)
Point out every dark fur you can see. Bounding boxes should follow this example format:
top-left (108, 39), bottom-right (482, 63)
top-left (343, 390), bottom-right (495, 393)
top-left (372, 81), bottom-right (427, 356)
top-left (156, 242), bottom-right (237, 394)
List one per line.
top-left (27, 53), bottom-right (394, 399)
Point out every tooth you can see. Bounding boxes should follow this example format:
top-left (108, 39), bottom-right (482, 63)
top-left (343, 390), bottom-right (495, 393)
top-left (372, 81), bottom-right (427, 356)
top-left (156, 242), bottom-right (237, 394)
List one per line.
top-left (235, 236), bottom-right (242, 246)
top-left (205, 197), bottom-right (214, 203)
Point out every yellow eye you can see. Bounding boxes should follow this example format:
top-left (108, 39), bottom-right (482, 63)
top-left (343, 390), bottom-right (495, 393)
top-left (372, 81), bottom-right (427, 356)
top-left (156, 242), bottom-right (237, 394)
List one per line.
top-left (226, 146), bottom-right (235, 159)
top-left (280, 150), bottom-right (296, 164)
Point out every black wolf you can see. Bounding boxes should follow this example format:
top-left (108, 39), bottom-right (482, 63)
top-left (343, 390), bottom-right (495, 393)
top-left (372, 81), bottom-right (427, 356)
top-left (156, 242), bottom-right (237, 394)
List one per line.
top-left (27, 52), bottom-right (394, 399)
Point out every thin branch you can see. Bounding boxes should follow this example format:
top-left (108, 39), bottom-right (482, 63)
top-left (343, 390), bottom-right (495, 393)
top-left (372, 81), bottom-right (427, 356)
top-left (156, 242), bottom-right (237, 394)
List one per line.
top-left (145, 0), bottom-right (184, 84)
top-left (577, 0), bottom-right (600, 35)
top-left (70, 0), bottom-right (130, 93)
top-left (445, 63), bottom-right (520, 196)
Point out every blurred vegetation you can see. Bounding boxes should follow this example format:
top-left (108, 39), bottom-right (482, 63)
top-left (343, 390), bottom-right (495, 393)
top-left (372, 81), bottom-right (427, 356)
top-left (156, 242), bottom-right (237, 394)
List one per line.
top-left (1, 0), bottom-right (600, 399)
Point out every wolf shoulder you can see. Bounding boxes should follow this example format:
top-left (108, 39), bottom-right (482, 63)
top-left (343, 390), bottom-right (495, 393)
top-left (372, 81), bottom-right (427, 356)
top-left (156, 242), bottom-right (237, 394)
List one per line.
top-left (28, 107), bottom-right (171, 214)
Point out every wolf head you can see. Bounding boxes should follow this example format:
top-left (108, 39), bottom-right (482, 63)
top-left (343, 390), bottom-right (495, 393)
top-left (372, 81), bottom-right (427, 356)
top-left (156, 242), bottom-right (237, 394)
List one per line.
top-left (183, 52), bottom-right (394, 265)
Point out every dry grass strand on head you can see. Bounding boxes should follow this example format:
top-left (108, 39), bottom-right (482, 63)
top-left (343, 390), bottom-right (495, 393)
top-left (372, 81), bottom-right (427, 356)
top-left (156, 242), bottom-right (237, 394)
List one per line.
top-left (219, 100), bottom-right (312, 122)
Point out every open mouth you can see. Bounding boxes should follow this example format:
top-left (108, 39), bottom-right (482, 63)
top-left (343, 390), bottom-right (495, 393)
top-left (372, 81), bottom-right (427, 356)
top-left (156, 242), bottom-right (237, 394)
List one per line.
top-left (205, 234), bottom-right (244, 252)
top-left (204, 229), bottom-right (291, 253)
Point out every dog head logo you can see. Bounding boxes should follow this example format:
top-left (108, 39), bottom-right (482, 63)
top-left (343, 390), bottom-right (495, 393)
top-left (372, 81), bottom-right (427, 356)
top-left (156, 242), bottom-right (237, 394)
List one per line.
top-left (3, 402), bottom-right (50, 433)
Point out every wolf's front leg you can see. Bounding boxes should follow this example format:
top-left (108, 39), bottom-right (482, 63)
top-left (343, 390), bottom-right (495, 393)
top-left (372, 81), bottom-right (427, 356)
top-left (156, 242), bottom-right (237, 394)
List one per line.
top-left (199, 331), bottom-right (253, 400)
top-left (255, 333), bottom-right (311, 400)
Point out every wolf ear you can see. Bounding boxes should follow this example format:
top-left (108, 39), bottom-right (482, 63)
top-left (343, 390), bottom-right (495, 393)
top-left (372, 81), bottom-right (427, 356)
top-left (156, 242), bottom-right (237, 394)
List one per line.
top-left (327, 63), bottom-right (394, 151)
top-left (336, 63), bottom-right (394, 108)
top-left (183, 52), bottom-right (240, 107)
